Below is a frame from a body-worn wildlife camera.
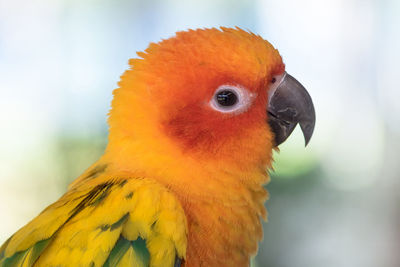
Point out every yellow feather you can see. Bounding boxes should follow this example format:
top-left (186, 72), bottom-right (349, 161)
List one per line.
top-left (1, 171), bottom-right (187, 267)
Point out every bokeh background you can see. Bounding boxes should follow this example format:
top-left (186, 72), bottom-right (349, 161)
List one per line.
top-left (1, 0), bottom-right (400, 266)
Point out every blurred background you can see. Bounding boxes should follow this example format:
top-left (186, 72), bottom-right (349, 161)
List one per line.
top-left (1, 0), bottom-right (399, 266)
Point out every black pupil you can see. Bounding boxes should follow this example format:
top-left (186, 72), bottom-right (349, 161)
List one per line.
top-left (216, 90), bottom-right (238, 106)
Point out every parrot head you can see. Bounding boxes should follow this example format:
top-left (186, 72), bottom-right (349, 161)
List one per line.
top-left (108, 27), bottom-right (315, 171)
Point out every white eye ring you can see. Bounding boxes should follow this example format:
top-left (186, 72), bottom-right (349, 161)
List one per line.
top-left (209, 84), bottom-right (255, 114)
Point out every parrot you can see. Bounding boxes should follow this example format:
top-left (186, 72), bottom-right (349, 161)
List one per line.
top-left (0, 27), bottom-right (315, 267)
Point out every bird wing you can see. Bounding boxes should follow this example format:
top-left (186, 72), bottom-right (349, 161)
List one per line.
top-left (0, 172), bottom-right (187, 267)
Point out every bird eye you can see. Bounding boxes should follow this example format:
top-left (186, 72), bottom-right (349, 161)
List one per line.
top-left (210, 85), bottom-right (254, 114)
top-left (216, 90), bottom-right (238, 106)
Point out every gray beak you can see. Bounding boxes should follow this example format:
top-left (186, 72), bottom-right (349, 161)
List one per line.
top-left (267, 72), bottom-right (315, 146)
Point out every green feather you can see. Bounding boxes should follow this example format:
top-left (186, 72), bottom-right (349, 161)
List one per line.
top-left (131, 237), bottom-right (150, 266)
top-left (103, 236), bottom-right (150, 267)
top-left (0, 238), bottom-right (50, 267)
top-left (103, 237), bottom-right (131, 267)
top-left (28, 239), bottom-right (51, 264)
top-left (1, 250), bottom-right (26, 267)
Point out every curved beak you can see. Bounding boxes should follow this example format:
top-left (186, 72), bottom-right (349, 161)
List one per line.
top-left (267, 72), bottom-right (315, 147)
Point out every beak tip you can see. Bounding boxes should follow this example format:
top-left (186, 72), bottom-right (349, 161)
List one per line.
top-left (301, 122), bottom-right (315, 147)
top-left (304, 137), bottom-right (311, 147)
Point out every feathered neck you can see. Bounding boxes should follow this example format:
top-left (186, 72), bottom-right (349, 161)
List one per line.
top-left (87, 135), bottom-right (271, 266)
